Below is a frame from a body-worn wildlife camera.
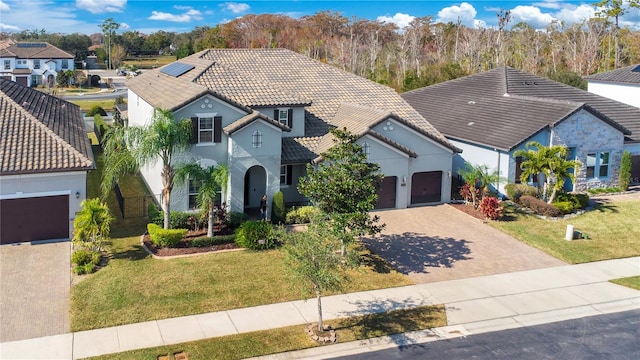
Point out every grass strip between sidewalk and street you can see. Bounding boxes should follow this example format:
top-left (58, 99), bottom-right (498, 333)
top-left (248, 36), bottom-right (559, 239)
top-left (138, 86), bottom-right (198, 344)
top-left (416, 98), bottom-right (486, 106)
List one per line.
top-left (82, 305), bottom-right (446, 360)
top-left (490, 202), bottom-right (640, 264)
top-left (610, 276), bottom-right (640, 290)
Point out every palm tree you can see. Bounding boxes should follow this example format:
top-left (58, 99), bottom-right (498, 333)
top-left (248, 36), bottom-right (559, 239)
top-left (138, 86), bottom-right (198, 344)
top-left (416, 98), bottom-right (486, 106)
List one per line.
top-left (458, 162), bottom-right (482, 208)
top-left (546, 149), bottom-right (581, 204)
top-left (175, 162), bottom-right (229, 237)
top-left (102, 108), bottom-right (192, 229)
top-left (513, 142), bottom-right (550, 199)
top-left (73, 198), bottom-right (114, 251)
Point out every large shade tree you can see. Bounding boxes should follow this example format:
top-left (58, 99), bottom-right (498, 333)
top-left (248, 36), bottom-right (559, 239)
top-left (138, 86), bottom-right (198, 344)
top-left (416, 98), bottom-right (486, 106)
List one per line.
top-left (298, 127), bottom-right (384, 256)
top-left (101, 108), bottom-right (192, 229)
top-left (175, 162), bottom-right (229, 237)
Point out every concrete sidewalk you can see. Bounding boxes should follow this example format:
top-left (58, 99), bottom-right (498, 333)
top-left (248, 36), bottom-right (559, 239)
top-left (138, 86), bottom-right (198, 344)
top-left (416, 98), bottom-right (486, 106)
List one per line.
top-left (1, 257), bottom-right (638, 360)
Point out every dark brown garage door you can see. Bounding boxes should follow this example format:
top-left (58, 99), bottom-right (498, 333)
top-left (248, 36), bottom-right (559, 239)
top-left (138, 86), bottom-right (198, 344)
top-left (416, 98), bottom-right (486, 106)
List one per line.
top-left (0, 195), bottom-right (69, 244)
top-left (15, 76), bottom-right (28, 87)
top-left (376, 176), bottom-right (397, 209)
top-left (411, 171), bottom-right (442, 205)
top-left (631, 156), bottom-right (640, 185)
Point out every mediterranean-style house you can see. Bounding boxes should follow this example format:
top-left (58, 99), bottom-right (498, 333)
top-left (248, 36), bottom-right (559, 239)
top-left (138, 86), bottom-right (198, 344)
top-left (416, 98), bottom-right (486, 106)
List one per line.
top-left (0, 40), bottom-right (75, 87)
top-left (0, 78), bottom-right (94, 244)
top-left (402, 67), bottom-right (640, 194)
top-left (126, 49), bottom-right (460, 215)
top-left (586, 64), bottom-right (640, 183)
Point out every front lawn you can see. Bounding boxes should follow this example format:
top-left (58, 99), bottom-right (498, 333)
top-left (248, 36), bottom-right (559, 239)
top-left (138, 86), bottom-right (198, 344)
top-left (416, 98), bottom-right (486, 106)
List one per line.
top-left (71, 232), bottom-right (412, 331)
top-left (610, 276), bottom-right (640, 290)
top-left (491, 201), bottom-right (640, 264)
top-left (84, 305), bottom-right (446, 360)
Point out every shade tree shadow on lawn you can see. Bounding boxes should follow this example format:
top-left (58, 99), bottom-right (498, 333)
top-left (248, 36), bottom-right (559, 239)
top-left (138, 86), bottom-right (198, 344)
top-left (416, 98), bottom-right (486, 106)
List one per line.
top-left (362, 233), bottom-right (472, 275)
top-left (336, 297), bottom-right (444, 350)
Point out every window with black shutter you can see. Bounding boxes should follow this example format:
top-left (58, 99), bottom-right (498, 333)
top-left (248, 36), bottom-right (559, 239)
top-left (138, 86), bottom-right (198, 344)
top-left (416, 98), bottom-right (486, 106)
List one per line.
top-left (280, 165), bottom-right (293, 185)
top-left (274, 108), bottom-right (292, 128)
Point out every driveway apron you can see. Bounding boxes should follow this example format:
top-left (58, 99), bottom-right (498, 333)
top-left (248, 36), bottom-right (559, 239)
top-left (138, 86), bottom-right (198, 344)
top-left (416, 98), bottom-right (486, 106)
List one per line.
top-left (0, 241), bottom-right (71, 342)
top-left (364, 205), bottom-right (566, 284)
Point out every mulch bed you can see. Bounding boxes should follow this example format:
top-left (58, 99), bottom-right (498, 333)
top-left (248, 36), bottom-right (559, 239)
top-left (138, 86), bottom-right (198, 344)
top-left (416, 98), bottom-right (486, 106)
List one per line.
top-left (144, 226), bottom-right (239, 257)
top-left (448, 203), bottom-right (487, 221)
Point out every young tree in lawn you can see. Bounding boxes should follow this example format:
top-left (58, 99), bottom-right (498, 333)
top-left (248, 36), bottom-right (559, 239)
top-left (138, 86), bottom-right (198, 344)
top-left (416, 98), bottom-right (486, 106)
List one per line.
top-left (297, 127), bottom-right (384, 256)
top-left (280, 218), bottom-right (356, 332)
top-left (546, 151), bottom-right (581, 204)
top-left (72, 198), bottom-right (114, 252)
top-left (175, 162), bottom-right (229, 237)
top-left (101, 108), bottom-right (192, 229)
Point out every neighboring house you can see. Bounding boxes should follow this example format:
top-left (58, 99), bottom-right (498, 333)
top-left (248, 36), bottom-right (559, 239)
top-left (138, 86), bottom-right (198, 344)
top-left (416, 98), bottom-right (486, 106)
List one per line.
top-left (0, 41), bottom-right (75, 87)
top-left (0, 78), bottom-right (94, 245)
top-left (586, 64), bottom-right (640, 183)
top-left (126, 48), bottom-right (460, 215)
top-left (402, 67), bottom-right (640, 194)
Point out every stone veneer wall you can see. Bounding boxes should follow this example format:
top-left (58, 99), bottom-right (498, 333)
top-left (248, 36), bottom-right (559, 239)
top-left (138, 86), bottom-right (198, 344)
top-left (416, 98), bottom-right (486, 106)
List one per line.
top-left (551, 109), bottom-right (624, 191)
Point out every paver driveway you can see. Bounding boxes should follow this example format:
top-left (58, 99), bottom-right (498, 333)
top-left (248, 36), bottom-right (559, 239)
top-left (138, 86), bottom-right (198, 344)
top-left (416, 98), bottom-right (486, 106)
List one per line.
top-left (363, 204), bottom-right (566, 284)
top-left (0, 241), bottom-right (71, 342)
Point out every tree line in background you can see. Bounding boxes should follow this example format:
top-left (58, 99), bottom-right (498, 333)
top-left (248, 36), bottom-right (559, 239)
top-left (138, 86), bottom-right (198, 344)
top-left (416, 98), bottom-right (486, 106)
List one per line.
top-left (3, 5), bottom-right (640, 91)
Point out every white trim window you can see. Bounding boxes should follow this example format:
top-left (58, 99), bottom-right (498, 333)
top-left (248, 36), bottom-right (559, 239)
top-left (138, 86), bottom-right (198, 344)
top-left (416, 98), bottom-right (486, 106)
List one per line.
top-left (4, 60), bottom-right (11, 70)
top-left (278, 109), bottom-right (288, 126)
top-left (252, 130), bottom-right (262, 148)
top-left (586, 152), bottom-right (610, 179)
top-left (199, 117), bottom-right (214, 143)
top-left (188, 179), bottom-right (200, 209)
top-left (33, 59), bottom-right (40, 69)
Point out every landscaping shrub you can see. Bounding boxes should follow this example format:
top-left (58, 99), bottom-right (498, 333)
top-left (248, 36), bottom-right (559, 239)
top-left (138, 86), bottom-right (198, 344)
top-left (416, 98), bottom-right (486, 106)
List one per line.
top-left (479, 197), bottom-right (504, 220)
top-left (619, 151), bottom-right (632, 191)
top-left (286, 206), bottom-right (321, 224)
top-left (228, 212), bottom-right (248, 229)
top-left (150, 211), bottom-right (193, 229)
top-left (271, 191), bottom-right (286, 224)
top-left (458, 183), bottom-right (479, 205)
top-left (71, 249), bottom-right (101, 275)
top-left (235, 220), bottom-right (274, 250)
top-left (147, 223), bottom-right (187, 247)
top-left (553, 201), bottom-right (575, 214)
top-left (190, 234), bottom-right (236, 247)
top-left (588, 186), bottom-right (621, 194)
top-left (520, 195), bottom-right (561, 217)
top-left (504, 183), bottom-right (538, 203)
top-left (148, 203), bottom-right (161, 223)
top-left (87, 105), bottom-right (107, 117)
top-left (93, 114), bottom-right (109, 139)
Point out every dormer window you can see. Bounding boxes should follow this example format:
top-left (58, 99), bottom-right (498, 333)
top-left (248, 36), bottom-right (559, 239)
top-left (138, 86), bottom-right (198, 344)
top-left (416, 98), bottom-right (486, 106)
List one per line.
top-left (274, 108), bottom-right (293, 128)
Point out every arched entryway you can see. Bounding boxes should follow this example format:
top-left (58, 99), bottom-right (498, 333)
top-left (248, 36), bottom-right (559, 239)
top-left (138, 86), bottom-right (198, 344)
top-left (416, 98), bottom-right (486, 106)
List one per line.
top-left (244, 165), bottom-right (267, 210)
top-left (47, 74), bottom-right (55, 88)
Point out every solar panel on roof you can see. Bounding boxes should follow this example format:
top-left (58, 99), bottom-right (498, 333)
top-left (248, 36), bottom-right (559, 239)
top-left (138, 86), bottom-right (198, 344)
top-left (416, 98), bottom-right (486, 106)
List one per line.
top-left (16, 43), bottom-right (47, 48)
top-left (160, 62), bottom-right (195, 77)
top-left (632, 65), bottom-right (640, 73)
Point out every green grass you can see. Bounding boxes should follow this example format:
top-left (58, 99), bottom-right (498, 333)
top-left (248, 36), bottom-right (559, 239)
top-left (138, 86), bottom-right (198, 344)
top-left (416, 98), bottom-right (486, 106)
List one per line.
top-left (123, 55), bottom-right (175, 69)
top-left (610, 276), bottom-right (640, 290)
top-left (83, 305), bottom-right (446, 360)
top-left (71, 238), bottom-right (412, 331)
top-left (491, 202), bottom-right (640, 264)
top-left (70, 99), bottom-right (117, 113)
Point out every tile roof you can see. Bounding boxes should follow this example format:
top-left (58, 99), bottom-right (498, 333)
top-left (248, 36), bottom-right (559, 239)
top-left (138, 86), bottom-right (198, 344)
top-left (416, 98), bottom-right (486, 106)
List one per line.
top-left (281, 137), bottom-right (321, 164)
top-left (223, 110), bottom-right (290, 135)
top-left (402, 67), bottom-right (640, 149)
top-left (127, 48), bottom-right (458, 160)
top-left (0, 78), bottom-right (94, 175)
top-left (585, 64), bottom-right (640, 84)
top-left (0, 42), bottom-right (74, 59)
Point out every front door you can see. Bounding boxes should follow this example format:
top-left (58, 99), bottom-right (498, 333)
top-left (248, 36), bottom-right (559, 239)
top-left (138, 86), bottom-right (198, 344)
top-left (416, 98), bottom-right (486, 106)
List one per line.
top-left (243, 165), bottom-right (266, 209)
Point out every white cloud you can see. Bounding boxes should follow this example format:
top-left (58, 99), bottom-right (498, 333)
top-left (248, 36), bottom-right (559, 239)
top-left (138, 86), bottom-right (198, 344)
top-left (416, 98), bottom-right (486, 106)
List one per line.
top-left (532, 0), bottom-right (563, 10)
top-left (436, 2), bottom-right (478, 28)
top-left (76, 0), bottom-right (126, 14)
top-left (120, 22), bottom-right (130, 30)
top-left (0, 0), bottom-right (10, 12)
top-left (174, 5), bottom-right (192, 11)
top-left (377, 13), bottom-right (415, 29)
top-left (555, 4), bottom-right (595, 24)
top-left (221, 2), bottom-right (250, 15)
top-left (0, 23), bottom-right (20, 31)
top-left (149, 9), bottom-right (202, 23)
top-left (510, 5), bottom-right (555, 29)
top-left (474, 19), bottom-right (487, 28)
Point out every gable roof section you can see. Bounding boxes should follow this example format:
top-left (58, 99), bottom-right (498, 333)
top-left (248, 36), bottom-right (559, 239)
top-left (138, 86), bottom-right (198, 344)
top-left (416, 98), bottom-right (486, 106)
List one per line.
top-left (0, 78), bottom-right (94, 175)
top-left (402, 67), bottom-right (640, 149)
top-left (585, 64), bottom-right (640, 84)
top-left (223, 110), bottom-right (291, 135)
top-left (0, 42), bottom-right (73, 59)
top-left (128, 48), bottom-right (458, 158)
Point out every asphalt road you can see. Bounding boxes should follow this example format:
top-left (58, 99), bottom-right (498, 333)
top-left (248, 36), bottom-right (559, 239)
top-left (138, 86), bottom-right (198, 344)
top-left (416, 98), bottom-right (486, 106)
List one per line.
top-left (334, 310), bottom-right (640, 360)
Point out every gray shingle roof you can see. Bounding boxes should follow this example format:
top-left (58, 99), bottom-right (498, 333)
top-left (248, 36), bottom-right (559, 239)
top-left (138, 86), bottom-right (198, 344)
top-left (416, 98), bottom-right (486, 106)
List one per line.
top-left (402, 67), bottom-right (640, 149)
top-left (585, 64), bottom-right (640, 84)
top-left (0, 42), bottom-right (74, 59)
top-left (128, 48), bottom-right (458, 160)
top-left (0, 78), bottom-right (94, 175)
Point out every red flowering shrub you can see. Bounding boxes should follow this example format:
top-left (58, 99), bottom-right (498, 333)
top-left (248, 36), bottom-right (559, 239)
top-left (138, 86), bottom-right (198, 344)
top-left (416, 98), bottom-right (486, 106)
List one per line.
top-left (479, 197), bottom-right (504, 220)
top-left (459, 183), bottom-right (480, 205)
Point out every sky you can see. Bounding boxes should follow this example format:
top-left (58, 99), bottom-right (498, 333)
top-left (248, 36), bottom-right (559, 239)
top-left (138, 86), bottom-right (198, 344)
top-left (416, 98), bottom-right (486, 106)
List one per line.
top-left (1, 0), bottom-right (640, 35)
